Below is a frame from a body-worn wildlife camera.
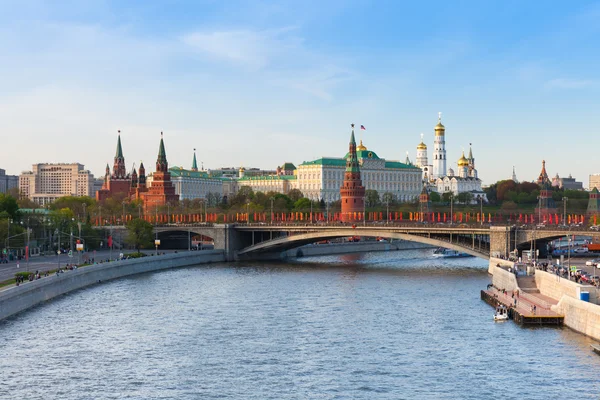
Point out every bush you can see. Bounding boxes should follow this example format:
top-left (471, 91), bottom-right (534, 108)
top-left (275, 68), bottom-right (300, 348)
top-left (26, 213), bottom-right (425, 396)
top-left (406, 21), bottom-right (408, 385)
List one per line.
top-left (15, 271), bottom-right (32, 279)
top-left (124, 252), bottom-right (146, 259)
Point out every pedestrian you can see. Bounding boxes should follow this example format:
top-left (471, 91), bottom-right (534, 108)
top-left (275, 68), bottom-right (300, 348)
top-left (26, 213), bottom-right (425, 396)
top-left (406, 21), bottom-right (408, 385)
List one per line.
top-left (533, 305), bottom-right (537, 314)
top-left (514, 298), bottom-right (517, 307)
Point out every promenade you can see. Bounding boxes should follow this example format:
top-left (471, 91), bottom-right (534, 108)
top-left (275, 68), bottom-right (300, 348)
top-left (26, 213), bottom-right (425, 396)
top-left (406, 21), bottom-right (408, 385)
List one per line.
top-left (481, 287), bottom-right (564, 325)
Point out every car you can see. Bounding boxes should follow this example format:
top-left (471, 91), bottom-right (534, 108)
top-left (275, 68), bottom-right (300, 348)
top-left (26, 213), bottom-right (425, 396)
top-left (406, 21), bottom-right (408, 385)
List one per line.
top-left (585, 259), bottom-right (599, 266)
top-left (536, 224), bottom-right (546, 229)
top-left (590, 225), bottom-right (600, 231)
top-left (574, 247), bottom-right (589, 254)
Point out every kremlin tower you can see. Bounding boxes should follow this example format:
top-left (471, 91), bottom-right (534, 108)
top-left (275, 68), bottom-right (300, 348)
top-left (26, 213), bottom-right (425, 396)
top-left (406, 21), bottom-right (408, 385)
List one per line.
top-left (96, 131), bottom-right (132, 201)
top-left (432, 113), bottom-right (447, 180)
top-left (141, 133), bottom-right (179, 212)
top-left (340, 124), bottom-right (366, 222)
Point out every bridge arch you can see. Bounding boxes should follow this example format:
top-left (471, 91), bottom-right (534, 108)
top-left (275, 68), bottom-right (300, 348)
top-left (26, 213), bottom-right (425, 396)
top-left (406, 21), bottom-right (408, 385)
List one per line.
top-left (236, 229), bottom-right (490, 259)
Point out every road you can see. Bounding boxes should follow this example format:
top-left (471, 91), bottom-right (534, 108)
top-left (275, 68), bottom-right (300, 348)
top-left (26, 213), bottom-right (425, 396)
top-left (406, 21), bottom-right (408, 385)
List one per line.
top-left (0, 249), bottom-right (180, 283)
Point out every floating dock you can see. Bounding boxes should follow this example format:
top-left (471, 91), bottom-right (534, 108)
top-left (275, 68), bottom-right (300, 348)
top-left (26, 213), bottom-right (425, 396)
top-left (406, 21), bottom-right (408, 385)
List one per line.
top-left (592, 344), bottom-right (600, 355)
top-left (481, 290), bottom-right (564, 326)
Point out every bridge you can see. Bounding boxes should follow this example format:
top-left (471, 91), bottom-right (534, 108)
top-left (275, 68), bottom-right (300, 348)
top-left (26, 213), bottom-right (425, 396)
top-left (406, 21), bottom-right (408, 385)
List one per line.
top-left (101, 223), bottom-right (600, 261)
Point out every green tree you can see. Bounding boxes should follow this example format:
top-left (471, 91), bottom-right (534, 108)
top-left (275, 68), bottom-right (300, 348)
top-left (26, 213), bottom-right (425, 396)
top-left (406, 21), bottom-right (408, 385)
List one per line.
top-left (0, 194), bottom-right (19, 220)
top-left (125, 218), bottom-right (154, 253)
top-left (365, 190), bottom-right (380, 207)
top-left (429, 192), bottom-right (441, 203)
top-left (294, 198), bottom-right (311, 210)
top-left (382, 192), bottom-right (397, 206)
top-left (287, 189), bottom-right (304, 202)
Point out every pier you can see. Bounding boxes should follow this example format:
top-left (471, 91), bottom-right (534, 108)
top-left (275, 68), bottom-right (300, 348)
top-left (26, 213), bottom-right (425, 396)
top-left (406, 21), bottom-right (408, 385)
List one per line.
top-left (481, 289), bottom-right (564, 326)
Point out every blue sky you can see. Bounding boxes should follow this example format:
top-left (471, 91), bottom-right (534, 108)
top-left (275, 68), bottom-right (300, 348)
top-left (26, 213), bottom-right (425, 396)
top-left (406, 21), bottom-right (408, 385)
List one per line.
top-left (1, 0), bottom-right (599, 186)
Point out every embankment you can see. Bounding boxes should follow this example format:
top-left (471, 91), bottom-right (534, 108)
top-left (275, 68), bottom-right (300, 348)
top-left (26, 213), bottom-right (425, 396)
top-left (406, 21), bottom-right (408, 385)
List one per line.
top-left (0, 250), bottom-right (225, 321)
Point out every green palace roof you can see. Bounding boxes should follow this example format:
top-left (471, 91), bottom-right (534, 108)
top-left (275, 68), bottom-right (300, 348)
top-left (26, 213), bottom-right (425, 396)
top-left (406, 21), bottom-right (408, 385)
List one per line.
top-left (169, 167), bottom-right (225, 180)
top-left (238, 174), bottom-right (297, 181)
top-left (300, 156), bottom-right (419, 170)
top-left (281, 162), bottom-right (296, 170)
top-left (344, 149), bottom-right (381, 160)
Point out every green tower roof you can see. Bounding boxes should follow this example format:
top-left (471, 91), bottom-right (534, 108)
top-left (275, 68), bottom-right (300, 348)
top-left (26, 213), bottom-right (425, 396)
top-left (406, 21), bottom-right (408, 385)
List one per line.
top-left (158, 133), bottom-right (167, 163)
top-left (115, 134), bottom-right (124, 159)
top-left (346, 127), bottom-right (360, 173)
top-left (192, 149), bottom-right (198, 170)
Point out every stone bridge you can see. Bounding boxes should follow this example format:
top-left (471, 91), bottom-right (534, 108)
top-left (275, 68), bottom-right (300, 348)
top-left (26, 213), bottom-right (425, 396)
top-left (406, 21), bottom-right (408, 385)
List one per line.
top-left (99, 224), bottom-right (600, 261)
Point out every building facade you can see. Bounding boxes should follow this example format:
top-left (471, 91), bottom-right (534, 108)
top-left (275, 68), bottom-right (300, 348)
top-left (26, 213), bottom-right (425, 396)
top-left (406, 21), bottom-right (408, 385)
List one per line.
top-left (19, 163), bottom-right (94, 205)
top-left (590, 174), bottom-right (600, 191)
top-left (0, 169), bottom-right (18, 194)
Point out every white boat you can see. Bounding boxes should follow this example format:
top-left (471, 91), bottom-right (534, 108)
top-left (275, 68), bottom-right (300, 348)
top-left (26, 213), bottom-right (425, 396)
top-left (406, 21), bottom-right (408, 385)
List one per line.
top-left (433, 248), bottom-right (473, 258)
top-left (494, 306), bottom-right (509, 321)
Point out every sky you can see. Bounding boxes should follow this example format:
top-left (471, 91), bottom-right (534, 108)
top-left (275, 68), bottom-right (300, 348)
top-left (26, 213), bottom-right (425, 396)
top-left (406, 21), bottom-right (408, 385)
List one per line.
top-left (1, 0), bottom-right (599, 187)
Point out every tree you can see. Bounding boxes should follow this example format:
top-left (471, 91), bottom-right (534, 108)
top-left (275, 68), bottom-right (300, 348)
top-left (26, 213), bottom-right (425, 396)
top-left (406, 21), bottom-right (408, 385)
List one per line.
top-left (382, 192), bottom-right (397, 206)
top-left (293, 198), bottom-right (311, 210)
top-left (365, 190), bottom-right (380, 208)
top-left (429, 191), bottom-right (441, 203)
top-left (125, 218), bottom-right (154, 253)
top-left (0, 194), bottom-right (19, 220)
top-left (287, 189), bottom-right (304, 202)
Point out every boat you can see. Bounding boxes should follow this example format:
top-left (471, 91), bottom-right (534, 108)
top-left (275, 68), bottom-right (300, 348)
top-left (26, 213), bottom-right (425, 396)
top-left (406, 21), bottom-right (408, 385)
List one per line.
top-left (494, 305), bottom-right (509, 321)
top-left (433, 247), bottom-right (474, 258)
top-left (592, 344), bottom-right (600, 355)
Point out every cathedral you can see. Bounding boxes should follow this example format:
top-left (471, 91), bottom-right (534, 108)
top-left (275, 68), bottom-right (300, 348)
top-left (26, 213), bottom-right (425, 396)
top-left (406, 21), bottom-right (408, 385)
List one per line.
top-left (414, 114), bottom-right (487, 203)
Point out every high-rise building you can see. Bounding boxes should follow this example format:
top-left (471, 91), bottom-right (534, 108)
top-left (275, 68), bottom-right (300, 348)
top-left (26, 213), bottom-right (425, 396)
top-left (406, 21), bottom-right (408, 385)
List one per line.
top-left (0, 168), bottom-right (18, 194)
top-left (590, 174), bottom-right (600, 191)
top-left (432, 113), bottom-right (447, 180)
top-left (340, 125), bottom-right (365, 222)
top-left (19, 163), bottom-right (94, 205)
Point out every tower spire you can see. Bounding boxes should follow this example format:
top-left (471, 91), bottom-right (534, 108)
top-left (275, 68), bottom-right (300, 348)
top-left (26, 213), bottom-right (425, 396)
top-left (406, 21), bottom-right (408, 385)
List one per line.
top-left (156, 132), bottom-right (168, 172)
top-left (191, 148), bottom-right (198, 171)
top-left (115, 130), bottom-right (124, 158)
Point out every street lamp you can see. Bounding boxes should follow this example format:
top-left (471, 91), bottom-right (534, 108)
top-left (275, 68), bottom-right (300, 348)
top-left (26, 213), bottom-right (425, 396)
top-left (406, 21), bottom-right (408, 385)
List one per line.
top-left (385, 198), bottom-right (390, 225)
top-left (246, 201), bottom-right (250, 224)
top-left (479, 196), bottom-right (484, 226)
top-left (270, 197), bottom-right (274, 223)
top-left (82, 203), bottom-right (87, 224)
top-left (55, 228), bottom-right (60, 270)
top-left (122, 201), bottom-right (126, 226)
top-left (310, 199), bottom-right (313, 224)
top-left (537, 195), bottom-right (542, 224)
top-left (450, 194), bottom-right (454, 225)
top-left (562, 197), bottom-right (568, 226)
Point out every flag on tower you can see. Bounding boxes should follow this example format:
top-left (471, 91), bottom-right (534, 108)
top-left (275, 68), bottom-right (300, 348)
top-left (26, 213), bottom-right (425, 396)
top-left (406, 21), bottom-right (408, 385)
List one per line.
top-left (360, 125), bottom-right (366, 130)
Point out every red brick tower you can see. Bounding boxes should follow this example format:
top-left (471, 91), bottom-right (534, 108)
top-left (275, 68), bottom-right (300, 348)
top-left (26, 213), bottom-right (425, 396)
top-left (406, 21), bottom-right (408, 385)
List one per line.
top-left (340, 124), bottom-right (365, 222)
top-left (141, 133), bottom-right (179, 212)
top-left (96, 132), bottom-right (132, 201)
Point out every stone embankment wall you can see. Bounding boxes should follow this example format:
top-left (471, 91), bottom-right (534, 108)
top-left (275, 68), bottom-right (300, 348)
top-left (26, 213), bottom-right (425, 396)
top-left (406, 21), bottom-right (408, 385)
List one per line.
top-left (285, 241), bottom-right (433, 258)
top-left (553, 296), bottom-right (600, 340)
top-left (0, 250), bottom-right (225, 321)
top-left (535, 270), bottom-right (599, 305)
top-left (489, 260), bottom-right (519, 292)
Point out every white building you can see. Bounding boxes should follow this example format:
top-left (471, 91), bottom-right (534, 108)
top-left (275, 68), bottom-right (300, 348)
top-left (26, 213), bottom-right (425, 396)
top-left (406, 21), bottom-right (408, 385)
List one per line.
top-left (590, 174), bottom-right (600, 191)
top-left (435, 147), bottom-right (487, 202)
top-left (296, 140), bottom-right (422, 202)
top-left (19, 163), bottom-right (95, 205)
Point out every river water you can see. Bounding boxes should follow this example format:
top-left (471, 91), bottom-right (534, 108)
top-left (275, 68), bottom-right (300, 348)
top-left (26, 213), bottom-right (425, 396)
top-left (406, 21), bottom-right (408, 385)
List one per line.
top-left (1, 249), bottom-right (599, 399)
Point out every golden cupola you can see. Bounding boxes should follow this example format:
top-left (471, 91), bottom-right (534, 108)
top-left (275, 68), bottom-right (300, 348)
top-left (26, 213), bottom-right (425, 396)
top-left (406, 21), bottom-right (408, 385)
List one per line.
top-left (357, 140), bottom-right (367, 151)
top-left (434, 112), bottom-right (445, 136)
top-left (457, 151), bottom-right (469, 166)
top-left (417, 140), bottom-right (427, 150)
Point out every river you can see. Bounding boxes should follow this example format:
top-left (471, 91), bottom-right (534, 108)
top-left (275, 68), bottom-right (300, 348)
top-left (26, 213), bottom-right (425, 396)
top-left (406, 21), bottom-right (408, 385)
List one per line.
top-left (1, 249), bottom-right (599, 399)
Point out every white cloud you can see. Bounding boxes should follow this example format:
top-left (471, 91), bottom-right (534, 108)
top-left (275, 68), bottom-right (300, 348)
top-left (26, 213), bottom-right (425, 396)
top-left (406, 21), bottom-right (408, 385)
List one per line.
top-left (180, 27), bottom-right (301, 70)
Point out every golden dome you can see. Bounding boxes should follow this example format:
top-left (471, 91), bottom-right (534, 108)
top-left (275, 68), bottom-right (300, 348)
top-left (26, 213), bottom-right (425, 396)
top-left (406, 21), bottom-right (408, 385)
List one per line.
top-left (434, 122), bottom-right (445, 136)
top-left (357, 140), bottom-right (367, 151)
top-left (457, 151), bottom-right (469, 166)
top-left (417, 141), bottom-right (427, 150)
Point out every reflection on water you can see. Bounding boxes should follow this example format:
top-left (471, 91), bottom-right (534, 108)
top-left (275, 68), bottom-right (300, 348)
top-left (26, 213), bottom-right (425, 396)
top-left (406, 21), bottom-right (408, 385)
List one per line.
top-left (0, 249), bottom-right (599, 400)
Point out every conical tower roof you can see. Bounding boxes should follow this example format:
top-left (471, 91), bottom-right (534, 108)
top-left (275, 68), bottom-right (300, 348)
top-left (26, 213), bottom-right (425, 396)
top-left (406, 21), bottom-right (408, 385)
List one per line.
top-left (115, 132), bottom-right (124, 158)
top-left (192, 149), bottom-right (198, 171)
top-left (346, 125), bottom-right (360, 173)
top-left (158, 133), bottom-right (167, 163)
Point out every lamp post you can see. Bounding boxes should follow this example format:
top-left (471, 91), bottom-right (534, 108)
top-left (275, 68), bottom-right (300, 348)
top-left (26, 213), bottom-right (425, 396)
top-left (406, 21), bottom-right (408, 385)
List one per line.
top-left (326, 202), bottom-right (330, 224)
top-left (82, 203), bottom-right (87, 224)
top-left (122, 201), bottom-right (126, 226)
top-left (99, 205), bottom-right (102, 226)
top-left (537, 195), bottom-right (541, 224)
top-left (167, 203), bottom-right (171, 224)
top-left (270, 197), bottom-right (274, 223)
top-left (138, 203), bottom-right (142, 219)
top-left (246, 201), bottom-right (250, 224)
top-left (450, 194), bottom-right (454, 225)
top-left (562, 197), bottom-right (568, 226)
top-left (479, 196), bottom-right (483, 226)
top-left (385, 199), bottom-right (390, 225)
top-left (310, 199), bottom-right (313, 224)
top-left (55, 229), bottom-right (60, 270)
